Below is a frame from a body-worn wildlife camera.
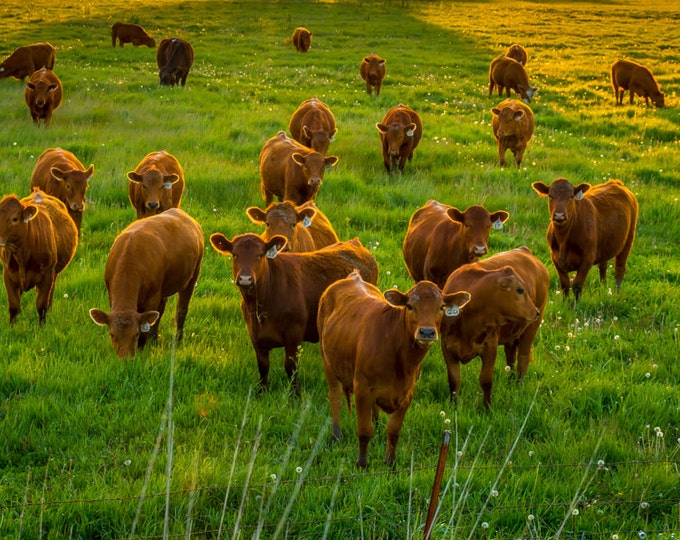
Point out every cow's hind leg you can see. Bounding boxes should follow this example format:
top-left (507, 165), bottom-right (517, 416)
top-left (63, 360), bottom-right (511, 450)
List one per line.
top-left (614, 224), bottom-right (636, 292)
top-left (598, 260), bottom-right (608, 283)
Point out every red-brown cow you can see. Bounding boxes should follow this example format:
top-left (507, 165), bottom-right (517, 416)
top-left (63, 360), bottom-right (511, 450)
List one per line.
top-left (360, 53), bottom-right (386, 96)
top-left (29, 148), bottom-right (94, 235)
top-left (441, 247), bottom-right (548, 407)
top-left (156, 38), bottom-right (194, 87)
top-left (285, 27), bottom-right (312, 52)
top-left (610, 59), bottom-right (665, 108)
top-left (532, 178), bottom-right (638, 300)
top-left (318, 271), bottom-right (470, 468)
top-left (491, 98), bottom-right (534, 168)
top-left (376, 104), bottom-right (423, 173)
top-left (111, 22), bottom-right (156, 48)
top-left (209, 233), bottom-right (378, 396)
top-left (24, 68), bottom-right (62, 126)
top-left (505, 44), bottom-right (528, 66)
top-left (288, 97), bottom-right (337, 155)
top-left (246, 201), bottom-right (339, 252)
top-left (403, 200), bottom-right (510, 288)
top-left (489, 55), bottom-right (538, 103)
top-left (89, 208), bottom-right (203, 358)
top-left (127, 151), bottom-right (185, 219)
top-left (259, 131), bottom-right (338, 206)
top-left (0, 42), bottom-right (55, 80)
top-left (0, 190), bottom-right (77, 324)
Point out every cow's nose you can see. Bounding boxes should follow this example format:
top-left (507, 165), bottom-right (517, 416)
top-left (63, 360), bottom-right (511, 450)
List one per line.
top-left (473, 244), bottom-right (487, 256)
top-left (237, 274), bottom-right (253, 287)
top-left (309, 177), bottom-right (322, 187)
top-left (552, 212), bottom-right (566, 222)
top-left (417, 327), bottom-right (437, 341)
top-left (147, 202), bottom-right (159, 209)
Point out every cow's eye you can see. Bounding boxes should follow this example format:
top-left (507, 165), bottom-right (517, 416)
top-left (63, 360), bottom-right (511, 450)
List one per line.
top-left (517, 288), bottom-right (525, 295)
top-left (406, 304), bottom-right (414, 311)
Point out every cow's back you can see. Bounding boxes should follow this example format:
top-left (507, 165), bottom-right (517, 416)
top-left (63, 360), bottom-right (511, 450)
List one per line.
top-left (288, 98), bottom-right (336, 153)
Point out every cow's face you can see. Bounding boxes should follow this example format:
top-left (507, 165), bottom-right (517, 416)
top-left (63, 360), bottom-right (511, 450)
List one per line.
top-left (532, 178), bottom-right (591, 227)
top-left (363, 55), bottom-right (386, 76)
top-left (0, 196), bottom-right (37, 248)
top-left (26, 80), bottom-right (58, 108)
top-left (494, 267), bottom-right (541, 324)
top-left (159, 67), bottom-right (176, 86)
top-left (492, 105), bottom-right (526, 137)
top-left (377, 122), bottom-right (417, 157)
top-left (89, 308), bottom-right (159, 359)
top-left (291, 152), bottom-right (338, 189)
top-left (301, 125), bottom-right (335, 155)
top-left (652, 92), bottom-right (665, 108)
top-left (127, 169), bottom-right (179, 215)
top-left (247, 202), bottom-right (315, 251)
top-left (448, 206), bottom-right (510, 258)
top-left (50, 164), bottom-right (94, 212)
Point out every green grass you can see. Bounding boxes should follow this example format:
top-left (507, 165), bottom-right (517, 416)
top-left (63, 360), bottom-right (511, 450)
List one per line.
top-left (1, 0), bottom-right (679, 538)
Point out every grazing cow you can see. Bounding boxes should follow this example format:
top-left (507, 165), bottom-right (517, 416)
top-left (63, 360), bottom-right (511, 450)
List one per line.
top-left (491, 98), bottom-right (534, 168)
top-left (209, 233), bottom-right (378, 395)
top-left (156, 38), bottom-right (194, 86)
top-left (29, 148), bottom-right (94, 235)
top-left (89, 208), bottom-right (203, 358)
top-left (0, 42), bottom-right (56, 80)
top-left (532, 178), bottom-right (638, 300)
top-left (441, 247), bottom-right (548, 407)
top-left (24, 68), bottom-right (62, 126)
top-left (288, 97), bottom-right (337, 155)
top-left (319, 271), bottom-right (470, 468)
top-left (246, 201), bottom-right (339, 252)
top-left (259, 131), bottom-right (338, 206)
top-left (403, 200), bottom-right (510, 288)
top-left (376, 104), bottom-right (423, 173)
top-left (111, 22), bottom-right (156, 48)
top-left (505, 44), bottom-right (528, 66)
top-left (610, 59), bottom-right (665, 108)
top-left (489, 55), bottom-right (538, 103)
top-left (285, 27), bottom-right (312, 52)
top-left (127, 151), bottom-right (185, 219)
top-left (0, 190), bottom-right (77, 324)
top-left (360, 53), bottom-right (386, 96)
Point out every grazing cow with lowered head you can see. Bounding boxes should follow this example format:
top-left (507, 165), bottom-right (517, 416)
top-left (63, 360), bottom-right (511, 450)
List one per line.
top-left (441, 247), bottom-right (548, 407)
top-left (610, 59), bottom-right (665, 108)
top-left (403, 200), bottom-right (510, 288)
top-left (209, 233), bottom-right (378, 396)
top-left (489, 55), bottom-right (538, 103)
top-left (532, 178), bottom-right (638, 300)
top-left (319, 271), bottom-right (470, 468)
top-left (376, 104), bottom-right (423, 173)
top-left (90, 208), bottom-right (203, 358)
top-left (0, 190), bottom-right (77, 324)
top-left (0, 42), bottom-right (55, 80)
top-left (24, 68), bottom-right (62, 126)
top-left (111, 22), bottom-right (155, 48)
top-left (360, 53), bottom-right (386, 96)
top-left (30, 148), bottom-right (94, 235)
top-left (285, 27), bottom-right (312, 52)
top-left (505, 44), bottom-right (527, 66)
top-left (259, 131), bottom-right (338, 206)
top-left (491, 98), bottom-right (534, 168)
top-left (289, 97), bottom-right (337, 155)
top-left (156, 38), bottom-right (194, 86)
top-left (127, 150), bottom-right (185, 219)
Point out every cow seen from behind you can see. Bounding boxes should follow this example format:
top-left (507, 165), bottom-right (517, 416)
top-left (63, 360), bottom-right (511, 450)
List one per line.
top-left (156, 38), bottom-right (194, 86)
top-left (288, 97), bottom-right (337, 155)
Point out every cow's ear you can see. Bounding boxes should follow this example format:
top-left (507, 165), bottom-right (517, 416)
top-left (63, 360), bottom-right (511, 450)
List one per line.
top-left (513, 110), bottom-right (525, 121)
top-left (127, 171), bottom-right (142, 184)
top-left (22, 204), bottom-right (39, 222)
top-left (297, 206), bottom-right (316, 227)
top-left (324, 155), bottom-right (339, 168)
top-left (444, 291), bottom-right (471, 317)
top-left (447, 207), bottom-right (465, 224)
top-left (85, 165), bottom-right (95, 181)
top-left (532, 182), bottom-right (550, 197)
top-left (50, 166), bottom-right (70, 182)
top-left (302, 125), bottom-right (311, 139)
top-left (246, 207), bottom-right (267, 224)
top-left (362, 57), bottom-right (370, 64)
top-left (210, 233), bottom-right (234, 255)
top-left (139, 311), bottom-right (160, 333)
top-left (499, 267), bottom-right (517, 290)
top-left (574, 183), bottom-right (591, 200)
top-left (379, 60), bottom-right (386, 66)
top-left (89, 308), bottom-right (110, 327)
top-left (163, 174), bottom-right (180, 189)
top-left (490, 211), bottom-right (510, 228)
top-left (491, 107), bottom-right (501, 115)
top-left (291, 153), bottom-right (306, 167)
top-left (265, 235), bottom-right (288, 258)
top-left (376, 123), bottom-right (388, 134)
top-left (406, 123), bottom-right (417, 137)
top-left (384, 289), bottom-right (408, 307)
top-left (48, 84), bottom-right (58, 93)
top-left (26, 82), bottom-right (35, 90)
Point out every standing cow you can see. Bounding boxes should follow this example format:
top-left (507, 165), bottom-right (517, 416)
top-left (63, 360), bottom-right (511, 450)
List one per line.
top-left (127, 151), bottom-right (185, 219)
top-left (0, 42), bottom-right (55, 80)
top-left (360, 53), bottom-right (386, 96)
top-left (288, 97), bottom-right (337, 155)
top-left (156, 38), bottom-right (194, 87)
top-left (285, 27), bottom-right (312, 52)
top-left (491, 98), bottom-right (534, 168)
top-left (610, 59), bottom-right (665, 108)
top-left (24, 68), bottom-right (62, 126)
top-left (111, 22), bottom-right (156, 48)
top-left (489, 56), bottom-right (538, 103)
top-left (505, 44), bottom-right (528, 66)
top-left (376, 104), bottom-right (423, 173)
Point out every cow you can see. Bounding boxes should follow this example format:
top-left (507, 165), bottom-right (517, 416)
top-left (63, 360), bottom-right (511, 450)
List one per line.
top-left (489, 55), bottom-right (538, 103)
top-left (360, 53), bottom-right (386, 96)
top-left (491, 98), bottom-right (534, 168)
top-left (209, 233), bottom-right (378, 396)
top-left (532, 178), bottom-right (638, 300)
top-left (505, 44), bottom-right (528, 66)
top-left (441, 247), bottom-right (548, 407)
top-left (376, 104), bottom-right (423, 173)
top-left (318, 270), bottom-right (470, 468)
top-left (403, 200), bottom-right (510, 288)
top-left (156, 38), bottom-right (194, 87)
top-left (0, 42), bottom-right (56, 80)
top-left (288, 97), bottom-right (337, 155)
top-left (285, 27), bottom-right (312, 52)
top-left (89, 208), bottom-right (204, 358)
top-left (29, 148), bottom-right (94, 235)
top-left (246, 201), bottom-right (339, 252)
top-left (24, 68), bottom-right (62, 126)
top-left (0, 190), bottom-right (77, 324)
top-left (259, 131), bottom-right (338, 206)
top-left (127, 151), bottom-right (185, 219)
top-left (610, 59), bottom-right (665, 108)
top-left (111, 22), bottom-right (156, 48)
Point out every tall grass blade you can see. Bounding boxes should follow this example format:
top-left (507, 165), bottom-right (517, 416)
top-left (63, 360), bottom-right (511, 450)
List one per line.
top-left (231, 415), bottom-right (263, 540)
top-left (163, 339), bottom-right (178, 539)
top-left (321, 459), bottom-right (345, 540)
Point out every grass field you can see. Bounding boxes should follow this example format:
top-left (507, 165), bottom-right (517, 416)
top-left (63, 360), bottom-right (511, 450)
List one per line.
top-left (0, 0), bottom-right (679, 538)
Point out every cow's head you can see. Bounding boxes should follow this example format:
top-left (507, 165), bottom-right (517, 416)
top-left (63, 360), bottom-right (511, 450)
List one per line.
top-left (518, 85), bottom-right (539, 104)
top-left (448, 205), bottom-right (510, 259)
top-left (492, 103), bottom-right (528, 137)
top-left (247, 201), bottom-right (316, 250)
top-left (291, 151), bottom-right (338, 189)
top-left (533, 178), bottom-right (590, 227)
top-left (652, 91), bottom-right (665, 108)
top-left (26, 78), bottom-right (59, 108)
top-left (127, 168), bottom-right (180, 216)
top-left (376, 120), bottom-right (417, 157)
top-left (89, 308), bottom-right (160, 359)
top-left (363, 54), bottom-right (386, 72)
top-left (0, 195), bottom-right (38, 249)
top-left (493, 267), bottom-right (541, 324)
top-left (50, 164), bottom-right (94, 212)
top-left (301, 125), bottom-right (337, 155)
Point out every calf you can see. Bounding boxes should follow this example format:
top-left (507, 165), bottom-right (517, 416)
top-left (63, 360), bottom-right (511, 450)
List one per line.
top-left (111, 22), bottom-right (156, 48)
top-left (209, 233), bottom-right (378, 395)
top-left (489, 55), bottom-right (538, 103)
top-left (24, 68), bottom-right (62, 126)
top-left (127, 150), bottom-right (185, 219)
top-left (403, 200), bottom-right (510, 288)
top-left (318, 271), bottom-right (470, 468)
top-left (610, 59), bottom-right (665, 108)
top-left (157, 38), bottom-right (194, 86)
top-left (89, 208), bottom-right (203, 358)
top-left (288, 97), bottom-right (337, 155)
top-left (491, 98), bottom-right (534, 168)
top-left (360, 53), bottom-right (386, 96)
top-left (532, 178), bottom-right (638, 300)
top-left (286, 27), bottom-right (312, 52)
top-left (505, 44), bottom-right (528, 66)
top-left (0, 190), bottom-right (77, 324)
top-left (376, 104), bottom-right (423, 173)
top-left (0, 42), bottom-right (55, 80)
top-left (441, 247), bottom-right (548, 407)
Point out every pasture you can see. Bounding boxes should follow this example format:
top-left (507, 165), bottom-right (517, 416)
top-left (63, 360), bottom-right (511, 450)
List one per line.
top-left (0, 0), bottom-right (679, 538)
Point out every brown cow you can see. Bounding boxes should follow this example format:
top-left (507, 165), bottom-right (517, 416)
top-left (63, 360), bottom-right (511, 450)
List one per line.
top-left (376, 104), bottom-right (423, 173)
top-left (403, 200), bottom-right (510, 288)
top-left (0, 190), bottom-right (77, 324)
top-left (360, 53), bottom-right (386, 96)
top-left (505, 44), bottom-right (528, 66)
top-left (209, 233), bottom-right (378, 395)
top-left (259, 131), bottom-right (338, 206)
top-left (0, 42), bottom-right (55, 80)
top-left (491, 98), bottom-right (534, 168)
top-left (441, 247), bottom-right (548, 407)
top-left (489, 55), bottom-right (538, 103)
top-left (285, 27), bottom-right (312, 52)
top-left (24, 68), bottom-right (62, 126)
top-left (29, 148), bottom-right (94, 235)
top-left (89, 208), bottom-right (204, 358)
top-left (532, 178), bottom-right (638, 300)
top-left (246, 201), bottom-right (339, 252)
top-left (111, 22), bottom-right (156, 48)
top-left (318, 271), bottom-right (470, 468)
top-left (127, 151), bottom-right (185, 219)
top-left (156, 38), bottom-right (194, 87)
top-left (610, 59), bottom-right (665, 108)
top-left (288, 97), bottom-right (337, 155)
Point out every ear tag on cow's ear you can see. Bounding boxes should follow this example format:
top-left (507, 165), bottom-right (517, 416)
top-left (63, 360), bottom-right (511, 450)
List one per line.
top-left (406, 129), bottom-right (415, 137)
top-left (445, 306), bottom-right (460, 317)
top-left (302, 216), bottom-right (312, 228)
top-left (141, 322), bottom-right (151, 333)
top-left (493, 218), bottom-right (504, 230)
top-left (266, 246), bottom-right (278, 259)
top-left (575, 190), bottom-right (584, 200)
top-left (163, 182), bottom-right (173, 190)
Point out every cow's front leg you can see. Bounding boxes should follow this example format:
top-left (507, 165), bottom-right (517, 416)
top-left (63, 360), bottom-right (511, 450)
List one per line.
top-left (354, 390), bottom-right (375, 468)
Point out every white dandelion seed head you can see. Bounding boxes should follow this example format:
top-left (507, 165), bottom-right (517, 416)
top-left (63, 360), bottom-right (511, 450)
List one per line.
top-left (124, 460), bottom-right (132, 467)
top-left (571, 508), bottom-right (579, 516)
top-left (612, 535), bottom-right (619, 540)
top-left (613, 316), bottom-right (618, 321)
top-left (652, 364), bottom-right (658, 369)
top-left (529, 450), bottom-right (535, 458)
top-left (614, 335), bottom-right (620, 341)
top-left (457, 450), bottom-right (463, 458)
top-left (565, 346), bottom-right (570, 352)
top-left (295, 466), bottom-right (303, 474)
top-left (440, 410), bottom-right (446, 417)
top-left (527, 514), bottom-right (535, 521)
top-left (645, 372), bottom-right (651, 378)
top-left (481, 522), bottom-right (489, 529)
top-left (640, 501), bottom-right (649, 509)
top-left (63, 293), bottom-right (69, 299)
top-left (654, 426), bottom-right (661, 433)
top-left (638, 531), bottom-right (647, 539)
top-left (490, 489), bottom-right (498, 497)
top-left (504, 365), bottom-right (511, 372)
top-left (270, 473), bottom-right (277, 481)
top-left (656, 431), bottom-right (664, 438)
top-left (444, 418), bottom-right (451, 424)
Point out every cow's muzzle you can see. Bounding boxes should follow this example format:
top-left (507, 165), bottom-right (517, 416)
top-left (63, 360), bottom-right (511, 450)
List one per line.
top-left (236, 274), bottom-right (254, 287)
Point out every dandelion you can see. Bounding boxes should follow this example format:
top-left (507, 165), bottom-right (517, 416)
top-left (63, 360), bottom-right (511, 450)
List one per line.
top-left (613, 316), bottom-right (618, 321)
top-left (270, 473), bottom-right (277, 481)
top-left (555, 345), bottom-right (561, 350)
top-left (529, 451), bottom-right (535, 458)
top-left (457, 450), bottom-right (463, 458)
top-left (444, 418), bottom-right (451, 425)
top-left (504, 365), bottom-right (511, 372)
top-left (640, 501), bottom-right (649, 509)
top-left (645, 372), bottom-right (651, 378)
top-left (654, 426), bottom-right (660, 433)
top-left (612, 535), bottom-right (619, 540)
top-left (614, 335), bottom-right (620, 341)
top-left (490, 489), bottom-right (498, 497)
top-left (440, 411), bottom-right (446, 418)
top-left (638, 532), bottom-right (647, 539)
top-left (571, 509), bottom-right (579, 516)
top-left (565, 346), bottom-right (570, 352)
top-left (567, 332), bottom-right (573, 338)
top-left (63, 293), bottom-right (69, 299)
top-left (656, 431), bottom-right (664, 438)
top-left (527, 514), bottom-right (534, 521)
top-left (652, 364), bottom-right (658, 370)
top-left (295, 466), bottom-right (303, 474)
top-left (481, 522), bottom-right (489, 529)
top-left (124, 460), bottom-right (132, 467)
